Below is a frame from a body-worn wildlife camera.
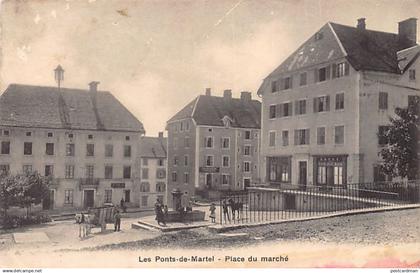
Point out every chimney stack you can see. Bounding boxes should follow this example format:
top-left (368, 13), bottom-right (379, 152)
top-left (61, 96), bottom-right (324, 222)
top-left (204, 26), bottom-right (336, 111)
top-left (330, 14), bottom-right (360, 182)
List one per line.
top-left (357, 18), bottom-right (366, 30)
top-left (398, 18), bottom-right (417, 47)
top-left (223, 89), bottom-right (232, 99)
top-left (158, 132), bottom-right (163, 138)
top-left (89, 81), bottom-right (100, 92)
top-left (205, 88), bottom-right (211, 96)
top-left (240, 91), bottom-right (252, 101)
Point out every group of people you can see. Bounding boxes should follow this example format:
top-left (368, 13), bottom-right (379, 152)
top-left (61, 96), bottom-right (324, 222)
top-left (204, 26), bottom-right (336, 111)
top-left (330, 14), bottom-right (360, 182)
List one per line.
top-left (154, 198), bottom-right (168, 226)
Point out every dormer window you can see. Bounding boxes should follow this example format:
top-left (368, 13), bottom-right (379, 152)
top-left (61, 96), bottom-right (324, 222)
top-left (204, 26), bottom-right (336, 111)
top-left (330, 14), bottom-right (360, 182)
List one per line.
top-left (222, 116), bottom-right (233, 128)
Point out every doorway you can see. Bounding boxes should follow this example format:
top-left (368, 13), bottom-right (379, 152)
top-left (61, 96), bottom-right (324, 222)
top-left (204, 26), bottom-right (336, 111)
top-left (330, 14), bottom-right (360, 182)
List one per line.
top-left (124, 190), bottom-right (131, 203)
top-left (42, 190), bottom-right (54, 210)
top-left (205, 173), bottom-right (212, 188)
top-left (83, 190), bottom-right (94, 208)
top-left (298, 161), bottom-right (307, 190)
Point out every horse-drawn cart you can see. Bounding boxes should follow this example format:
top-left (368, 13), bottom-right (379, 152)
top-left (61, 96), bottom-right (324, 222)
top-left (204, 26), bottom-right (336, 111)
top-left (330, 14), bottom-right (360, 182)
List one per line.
top-left (75, 204), bottom-right (115, 232)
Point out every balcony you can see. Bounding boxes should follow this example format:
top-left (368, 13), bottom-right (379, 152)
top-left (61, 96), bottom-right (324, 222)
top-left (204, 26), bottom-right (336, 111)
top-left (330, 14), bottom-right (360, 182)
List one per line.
top-left (79, 178), bottom-right (100, 190)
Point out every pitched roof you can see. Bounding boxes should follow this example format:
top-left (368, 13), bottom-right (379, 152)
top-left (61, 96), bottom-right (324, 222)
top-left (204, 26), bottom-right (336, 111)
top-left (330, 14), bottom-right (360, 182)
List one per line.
top-left (138, 136), bottom-right (167, 158)
top-left (0, 84), bottom-right (145, 132)
top-left (266, 21), bottom-right (417, 79)
top-left (168, 95), bottom-right (261, 129)
top-left (397, 45), bottom-right (420, 72)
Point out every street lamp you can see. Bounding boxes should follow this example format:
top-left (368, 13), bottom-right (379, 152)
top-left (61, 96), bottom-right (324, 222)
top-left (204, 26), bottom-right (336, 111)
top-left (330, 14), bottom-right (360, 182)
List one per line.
top-left (54, 65), bottom-right (64, 89)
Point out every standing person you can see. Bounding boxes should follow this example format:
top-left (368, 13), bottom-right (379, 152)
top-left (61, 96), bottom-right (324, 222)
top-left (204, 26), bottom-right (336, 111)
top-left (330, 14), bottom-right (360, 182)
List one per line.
top-left (114, 209), bottom-right (121, 232)
top-left (209, 203), bottom-right (216, 223)
top-left (154, 199), bottom-right (166, 226)
top-left (163, 205), bottom-right (168, 217)
top-left (79, 213), bottom-right (86, 239)
top-left (120, 198), bottom-right (126, 213)
top-left (222, 200), bottom-right (230, 223)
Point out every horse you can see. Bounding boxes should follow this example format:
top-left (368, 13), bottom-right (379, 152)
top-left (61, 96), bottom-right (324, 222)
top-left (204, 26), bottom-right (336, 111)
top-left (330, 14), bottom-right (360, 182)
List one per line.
top-left (228, 198), bottom-right (244, 221)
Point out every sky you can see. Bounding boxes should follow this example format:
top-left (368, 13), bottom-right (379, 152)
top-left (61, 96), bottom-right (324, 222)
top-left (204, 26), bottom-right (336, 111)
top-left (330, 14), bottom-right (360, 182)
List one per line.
top-left (1, 0), bottom-right (419, 136)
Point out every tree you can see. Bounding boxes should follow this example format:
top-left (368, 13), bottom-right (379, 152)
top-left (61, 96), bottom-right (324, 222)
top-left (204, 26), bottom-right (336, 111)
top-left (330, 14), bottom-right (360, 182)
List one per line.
top-left (379, 96), bottom-right (419, 180)
top-left (0, 171), bottom-right (51, 217)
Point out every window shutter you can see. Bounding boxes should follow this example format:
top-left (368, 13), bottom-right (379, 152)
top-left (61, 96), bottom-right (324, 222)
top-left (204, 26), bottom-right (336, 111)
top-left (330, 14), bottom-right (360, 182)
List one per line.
top-left (326, 65), bottom-right (331, 80)
top-left (313, 98), bottom-right (318, 112)
top-left (326, 95), bottom-right (330, 111)
top-left (203, 137), bottom-right (207, 147)
top-left (314, 69), bottom-right (319, 83)
top-left (332, 63), bottom-right (337, 79)
top-left (275, 104), bottom-right (281, 118)
top-left (305, 129), bottom-right (310, 144)
top-left (289, 75), bottom-right (293, 89)
top-left (289, 102), bottom-right (293, 116)
top-left (278, 104), bottom-right (284, 118)
top-left (295, 101), bottom-right (299, 115)
top-left (294, 130), bottom-right (298, 145)
top-left (344, 62), bottom-right (350, 75)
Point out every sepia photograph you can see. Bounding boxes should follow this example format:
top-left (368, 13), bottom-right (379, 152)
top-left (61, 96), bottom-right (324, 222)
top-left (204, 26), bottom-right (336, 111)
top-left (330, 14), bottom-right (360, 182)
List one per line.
top-left (0, 0), bottom-right (419, 270)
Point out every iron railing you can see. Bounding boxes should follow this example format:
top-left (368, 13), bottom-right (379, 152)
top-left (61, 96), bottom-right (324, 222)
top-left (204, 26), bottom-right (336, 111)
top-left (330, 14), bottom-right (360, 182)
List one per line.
top-left (218, 181), bottom-right (420, 225)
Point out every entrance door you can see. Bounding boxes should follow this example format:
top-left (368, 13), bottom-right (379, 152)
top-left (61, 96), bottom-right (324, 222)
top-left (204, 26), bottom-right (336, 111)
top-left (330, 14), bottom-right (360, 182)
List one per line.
top-left (298, 161), bottom-right (307, 190)
top-left (42, 190), bottom-right (54, 210)
top-left (84, 190), bottom-right (94, 208)
top-left (124, 190), bottom-right (131, 203)
top-left (205, 173), bottom-right (212, 188)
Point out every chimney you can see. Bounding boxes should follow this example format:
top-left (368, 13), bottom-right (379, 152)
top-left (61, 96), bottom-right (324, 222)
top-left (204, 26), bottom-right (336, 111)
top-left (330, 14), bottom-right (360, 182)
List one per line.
top-left (205, 88), bottom-right (211, 96)
top-left (357, 18), bottom-right (366, 30)
top-left (89, 81), bottom-right (100, 92)
top-left (223, 89), bottom-right (232, 99)
top-left (158, 132), bottom-right (163, 138)
top-left (398, 18), bottom-right (417, 47)
top-left (240, 91), bottom-right (252, 101)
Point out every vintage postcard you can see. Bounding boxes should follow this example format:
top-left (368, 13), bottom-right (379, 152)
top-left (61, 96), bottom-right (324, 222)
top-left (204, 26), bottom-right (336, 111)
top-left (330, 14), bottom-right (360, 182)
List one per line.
top-left (0, 0), bottom-right (419, 270)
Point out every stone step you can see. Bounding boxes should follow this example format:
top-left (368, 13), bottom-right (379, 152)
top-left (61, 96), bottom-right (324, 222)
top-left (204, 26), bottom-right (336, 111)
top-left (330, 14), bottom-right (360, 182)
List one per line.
top-left (131, 222), bottom-right (159, 231)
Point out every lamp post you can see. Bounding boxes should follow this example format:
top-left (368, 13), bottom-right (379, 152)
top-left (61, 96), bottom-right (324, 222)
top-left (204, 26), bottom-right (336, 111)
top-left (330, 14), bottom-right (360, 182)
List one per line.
top-left (54, 65), bottom-right (64, 90)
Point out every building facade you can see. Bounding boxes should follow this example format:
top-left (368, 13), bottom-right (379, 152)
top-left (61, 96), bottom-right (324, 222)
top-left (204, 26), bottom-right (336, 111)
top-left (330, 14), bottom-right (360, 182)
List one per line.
top-left (138, 133), bottom-right (167, 208)
top-left (0, 83), bottom-right (145, 210)
top-left (258, 18), bottom-right (420, 188)
top-left (166, 89), bottom-right (261, 208)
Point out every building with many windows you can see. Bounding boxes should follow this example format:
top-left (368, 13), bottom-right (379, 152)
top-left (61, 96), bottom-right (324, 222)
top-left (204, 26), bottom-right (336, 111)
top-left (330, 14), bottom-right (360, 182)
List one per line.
top-left (0, 82), bottom-right (145, 210)
top-left (138, 133), bottom-right (167, 208)
top-left (166, 89), bottom-right (261, 207)
top-left (258, 18), bottom-right (420, 188)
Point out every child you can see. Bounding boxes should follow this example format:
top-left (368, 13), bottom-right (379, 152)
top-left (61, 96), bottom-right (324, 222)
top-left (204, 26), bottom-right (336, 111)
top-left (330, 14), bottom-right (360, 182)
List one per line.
top-left (209, 203), bottom-right (216, 223)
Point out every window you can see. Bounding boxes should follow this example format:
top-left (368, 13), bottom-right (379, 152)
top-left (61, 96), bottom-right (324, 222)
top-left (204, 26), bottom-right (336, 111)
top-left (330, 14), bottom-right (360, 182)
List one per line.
top-left (269, 105), bottom-right (276, 119)
top-left (173, 156), bottom-right (178, 166)
top-left (45, 165), bottom-right (54, 177)
top-left (281, 76), bottom-right (292, 90)
top-left (295, 99), bottom-right (306, 115)
top-left (172, 172), bottom-right (177, 182)
top-left (124, 190), bottom-right (131, 203)
top-left (1, 141), bottom-right (10, 154)
top-left (282, 131), bottom-right (289, 146)
top-left (379, 92), bottom-right (388, 110)
top-left (142, 158), bottom-right (148, 166)
top-left (317, 166), bottom-right (326, 184)
top-left (86, 165), bottom-right (94, 178)
top-left (68, 133), bottom-right (73, 138)
top-left (65, 165), bottom-right (75, 179)
top-left (66, 143), bottom-right (75, 156)
top-left (335, 93), bottom-right (344, 110)
top-left (317, 127), bottom-right (326, 145)
top-left (2, 130), bottom-right (9, 136)
top-left (244, 162), bottom-right (251, 172)
top-left (184, 173), bottom-right (189, 184)
top-left (88, 134), bottom-right (93, 140)
top-left (46, 143), bottom-right (54, 155)
top-left (140, 182), bottom-right (150, 192)
top-left (205, 155), bottom-right (214, 166)
top-left (271, 80), bottom-right (278, 93)
top-left (184, 155), bottom-right (188, 166)
top-left (294, 129), bottom-right (310, 145)
top-left (244, 145), bottom-right (251, 156)
top-left (314, 96), bottom-right (330, 112)
top-left (141, 168), bottom-right (149, 179)
top-left (334, 126), bottom-right (345, 144)
top-left (317, 67), bottom-right (329, 82)
top-left (123, 166), bottom-right (131, 179)
top-left (409, 69), bottom-right (416, 81)
top-left (245, 131), bottom-right (251, 140)
top-left (205, 137), bottom-right (213, 148)
top-left (222, 174), bottom-right (230, 185)
top-left (105, 190), bottom-right (112, 203)
top-left (86, 144), bottom-right (94, 156)
top-left (222, 138), bottom-right (230, 149)
top-left (157, 159), bottom-right (164, 166)
top-left (184, 137), bottom-right (190, 148)
top-left (125, 136), bottom-right (130, 141)
top-left (156, 182), bottom-right (166, 192)
top-left (156, 169), bottom-right (166, 179)
top-left (141, 196), bottom-right (148, 207)
top-left (0, 164), bottom-right (10, 175)
top-left (334, 62), bottom-right (349, 78)
top-left (300, 72), bottom-right (307, 86)
top-left (24, 142), bottom-right (32, 155)
top-left (105, 144), bottom-right (113, 157)
top-left (105, 165), bottom-right (113, 179)
top-left (334, 166), bottom-right (343, 185)
top-left (26, 132), bottom-right (32, 136)
top-left (47, 132), bottom-right (53, 137)
top-left (23, 165), bottom-right (32, 174)
top-left (123, 145), bottom-right (131, 158)
top-left (180, 122), bottom-right (184, 131)
top-left (281, 165), bottom-right (289, 181)
top-left (378, 126), bottom-right (390, 146)
top-left (64, 190), bottom-right (73, 205)
top-left (222, 156), bottom-right (230, 167)
top-left (282, 102), bottom-right (292, 117)
top-left (269, 131), bottom-right (276, 147)
top-left (185, 121), bottom-right (190, 131)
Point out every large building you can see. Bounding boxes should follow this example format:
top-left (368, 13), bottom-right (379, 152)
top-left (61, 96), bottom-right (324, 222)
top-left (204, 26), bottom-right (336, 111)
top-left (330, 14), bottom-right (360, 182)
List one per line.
top-left (166, 89), bottom-right (261, 207)
top-left (0, 82), bottom-right (145, 210)
top-left (258, 18), bottom-right (420, 188)
top-left (138, 133), bottom-right (167, 208)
